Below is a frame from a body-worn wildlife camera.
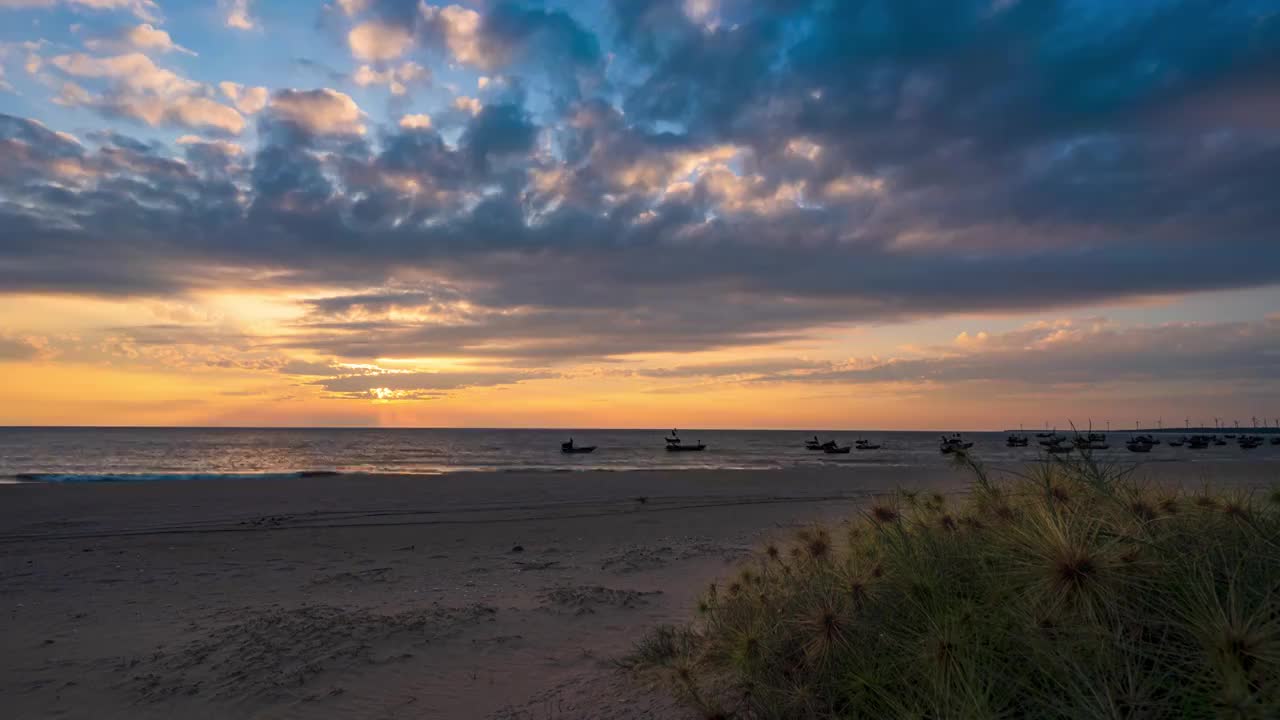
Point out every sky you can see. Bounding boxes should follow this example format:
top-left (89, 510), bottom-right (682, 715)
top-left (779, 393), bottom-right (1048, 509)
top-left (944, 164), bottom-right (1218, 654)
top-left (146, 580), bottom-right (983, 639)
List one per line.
top-left (0, 0), bottom-right (1278, 430)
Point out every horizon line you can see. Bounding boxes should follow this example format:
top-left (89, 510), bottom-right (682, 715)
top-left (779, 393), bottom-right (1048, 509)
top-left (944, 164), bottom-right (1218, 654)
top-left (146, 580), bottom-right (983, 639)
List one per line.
top-left (4, 424), bottom-right (1274, 433)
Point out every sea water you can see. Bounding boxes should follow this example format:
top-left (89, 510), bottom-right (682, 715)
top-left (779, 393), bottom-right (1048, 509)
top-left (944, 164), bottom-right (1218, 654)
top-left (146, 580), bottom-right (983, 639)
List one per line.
top-left (0, 427), bottom-right (1275, 482)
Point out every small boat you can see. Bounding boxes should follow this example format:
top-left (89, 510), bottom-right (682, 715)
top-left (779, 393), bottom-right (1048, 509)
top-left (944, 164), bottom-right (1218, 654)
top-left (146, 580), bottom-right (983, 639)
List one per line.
top-left (1073, 436), bottom-right (1109, 451)
top-left (806, 436), bottom-right (838, 451)
top-left (1006, 434), bottom-right (1029, 447)
top-left (1126, 441), bottom-right (1153, 453)
top-left (1270, 436), bottom-right (1280, 446)
top-left (855, 439), bottom-right (881, 450)
top-left (664, 430), bottom-right (705, 451)
top-left (823, 445), bottom-right (852, 454)
top-left (1187, 436), bottom-right (1210, 449)
top-left (1071, 429), bottom-right (1109, 450)
top-left (1168, 437), bottom-right (1186, 447)
top-left (1239, 436), bottom-right (1262, 449)
top-left (1132, 434), bottom-right (1160, 445)
top-left (561, 439), bottom-right (596, 454)
top-left (1212, 437), bottom-right (1227, 446)
top-left (940, 434), bottom-right (973, 454)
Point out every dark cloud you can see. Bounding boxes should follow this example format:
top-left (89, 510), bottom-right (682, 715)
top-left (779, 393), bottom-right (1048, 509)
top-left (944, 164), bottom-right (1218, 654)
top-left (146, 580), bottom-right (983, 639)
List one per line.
top-left (460, 102), bottom-right (538, 171)
top-left (2, 1), bottom-right (1279, 368)
top-left (481, 1), bottom-right (602, 69)
top-left (0, 335), bottom-right (44, 361)
top-left (629, 317), bottom-right (1280, 389)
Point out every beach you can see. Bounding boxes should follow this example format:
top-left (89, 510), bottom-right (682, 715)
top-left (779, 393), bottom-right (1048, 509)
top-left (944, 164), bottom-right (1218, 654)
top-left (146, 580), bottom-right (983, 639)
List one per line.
top-left (2, 461), bottom-right (1277, 719)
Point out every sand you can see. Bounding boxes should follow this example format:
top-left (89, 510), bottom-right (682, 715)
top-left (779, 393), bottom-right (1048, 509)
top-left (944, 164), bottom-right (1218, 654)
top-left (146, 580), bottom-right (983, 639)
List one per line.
top-left (2, 460), bottom-right (1276, 719)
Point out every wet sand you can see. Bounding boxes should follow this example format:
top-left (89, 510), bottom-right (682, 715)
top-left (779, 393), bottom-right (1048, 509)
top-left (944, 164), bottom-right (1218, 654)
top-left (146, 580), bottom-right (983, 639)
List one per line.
top-left (2, 461), bottom-right (1276, 719)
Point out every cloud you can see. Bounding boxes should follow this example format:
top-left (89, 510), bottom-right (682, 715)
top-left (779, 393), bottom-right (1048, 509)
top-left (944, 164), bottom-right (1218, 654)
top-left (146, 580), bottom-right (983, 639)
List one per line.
top-left (50, 51), bottom-right (194, 94)
top-left (177, 134), bottom-right (243, 156)
top-left (105, 94), bottom-right (245, 134)
top-left (0, 0), bottom-right (159, 22)
top-left (744, 318), bottom-right (1280, 389)
top-left (47, 52), bottom-right (244, 134)
top-left (347, 20), bottom-right (413, 61)
top-left (452, 94), bottom-right (481, 115)
top-left (334, 0), bottom-right (367, 17)
top-left (218, 81), bottom-right (268, 114)
top-left (223, 0), bottom-right (254, 31)
top-left (311, 368), bottom-right (553, 399)
top-left (0, 333), bottom-right (52, 361)
top-left (85, 23), bottom-right (194, 55)
top-left (266, 88), bottom-right (366, 136)
top-left (418, 1), bottom-right (601, 77)
top-left (420, 4), bottom-right (484, 66)
top-left (352, 61), bottom-right (427, 96)
top-left (2, 1), bottom-right (1279, 385)
top-left (616, 318), bottom-right (1280, 405)
top-left (398, 113), bottom-right (431, 130)
top-left (460, 102), bottom-right (536, 169)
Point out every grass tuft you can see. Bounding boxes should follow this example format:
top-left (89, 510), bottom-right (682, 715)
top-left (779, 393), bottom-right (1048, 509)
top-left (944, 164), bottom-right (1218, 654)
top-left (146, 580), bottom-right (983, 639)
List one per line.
top-left (630, 454), bottom-right (1280, 718)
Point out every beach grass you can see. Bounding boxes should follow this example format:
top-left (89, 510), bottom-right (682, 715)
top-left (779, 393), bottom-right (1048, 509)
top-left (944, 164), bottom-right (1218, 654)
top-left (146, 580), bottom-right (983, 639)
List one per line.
top-left (628, 452), bottom-right (1280, 718)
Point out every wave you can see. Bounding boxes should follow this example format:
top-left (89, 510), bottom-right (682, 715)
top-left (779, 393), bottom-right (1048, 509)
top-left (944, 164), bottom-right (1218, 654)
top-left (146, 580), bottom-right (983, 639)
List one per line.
top-left (14, 471), bottom-right (341, 483)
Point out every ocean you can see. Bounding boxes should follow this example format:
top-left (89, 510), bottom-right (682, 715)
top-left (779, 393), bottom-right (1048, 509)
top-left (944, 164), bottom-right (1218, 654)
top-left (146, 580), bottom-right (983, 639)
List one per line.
top-left (1, 427), bottom-right (1276, 483)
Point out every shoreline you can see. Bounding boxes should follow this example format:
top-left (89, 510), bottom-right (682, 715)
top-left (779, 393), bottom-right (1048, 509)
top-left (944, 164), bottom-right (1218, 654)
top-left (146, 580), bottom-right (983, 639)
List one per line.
top-left (6, 450), bottom-right (1277, 483)
top-left (3, 462), bottom-right (1276, 719)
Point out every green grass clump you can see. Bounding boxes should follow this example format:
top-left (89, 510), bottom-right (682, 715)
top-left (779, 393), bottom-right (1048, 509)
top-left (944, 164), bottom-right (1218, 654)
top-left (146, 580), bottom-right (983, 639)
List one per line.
top-left (629, 452), bottom-right (1280, 719)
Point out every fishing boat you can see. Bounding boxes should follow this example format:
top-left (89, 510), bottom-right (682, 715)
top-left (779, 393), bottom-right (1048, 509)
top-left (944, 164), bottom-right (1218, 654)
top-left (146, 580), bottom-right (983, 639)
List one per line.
top-left (940, 434), bottom-right (973, 454)
top-left (665, 430), bottom-right (706, 451)
top-left (1126, 440), bottom-right (1153, 453)
top-left (1239, 436), bottom-right (1262, 449)
top-left (1187, 436), bottom-right (1211, 449)
top-left (804, 436), bottom-right (824, 450)
top-left (1168, 437), bottom-right (1186, 447)
top-left (1212, 436), bottom-right (1227, 446)
top-left (1073, 435), bottom-right (1109, 451)
top-left (855, 439), bottom-right (881, 450)
top-left (1006, 433), bottom-right (1029, 447)
top-left (823, 444), bottom-right (852, 454)
top-left (561, 439), bottom-right (597, 454)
